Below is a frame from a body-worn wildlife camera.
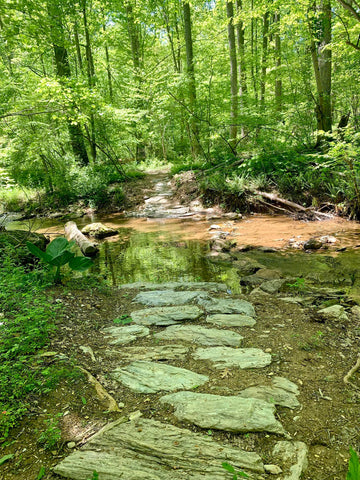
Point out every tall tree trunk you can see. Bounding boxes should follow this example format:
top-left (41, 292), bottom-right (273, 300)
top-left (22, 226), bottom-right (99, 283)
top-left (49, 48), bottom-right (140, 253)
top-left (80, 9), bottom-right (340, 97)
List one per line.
top-left (250, 0), bottom-right (258, 106)
top-left (236, 0), bottom-right (247, 100)
top-left (126, 2), bottom-right (146, 161)
top-left (274, 12), bottom-right (282, 111)
top-left (182, 0), bottom-right (200, 156)
top-left (73, 17), bottom-right (83, 74)
top-left (310, 0), bottom-right (332, 135)
top-left (226, 1), bottom-right (238, 151)
top-left (47, 1), bottom-right (89, 166)
top-left (260, 11), bottom-right (269, 111)
top-left (82, 0), bottom-right (96, 160)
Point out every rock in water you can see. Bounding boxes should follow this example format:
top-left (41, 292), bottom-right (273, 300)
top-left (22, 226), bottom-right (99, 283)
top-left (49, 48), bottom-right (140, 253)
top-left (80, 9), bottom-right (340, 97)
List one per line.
top-left (53, 418), bottom-right (265, 479)
top-left (81, 222), bottom-right (118, 239)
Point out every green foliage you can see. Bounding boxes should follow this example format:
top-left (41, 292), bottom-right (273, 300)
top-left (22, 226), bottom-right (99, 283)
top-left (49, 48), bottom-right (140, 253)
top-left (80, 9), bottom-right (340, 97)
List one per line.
top-left (113, 315), bottom-right (132, 325)
top-left (37, 413), bottom-right (62, 450)
top-left (36, 466), bottom-right (46, 480)
top-left (222, 462), bottom-right (249, 479)
top-left (27, 237), bottom-right (93, 284)
top-left (87, 472), bottom-right (99, 480)
top-left (347, 448), bottom-right (360, 480)
top-left (0, 246), bottom-right (61, 441)
top-left (287, 278), bottom-right (306, 292)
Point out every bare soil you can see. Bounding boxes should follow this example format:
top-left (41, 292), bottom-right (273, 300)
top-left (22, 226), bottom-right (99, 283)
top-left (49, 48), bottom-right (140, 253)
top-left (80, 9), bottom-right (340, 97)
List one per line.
top-left (1, 283), bottom-right (360, 480)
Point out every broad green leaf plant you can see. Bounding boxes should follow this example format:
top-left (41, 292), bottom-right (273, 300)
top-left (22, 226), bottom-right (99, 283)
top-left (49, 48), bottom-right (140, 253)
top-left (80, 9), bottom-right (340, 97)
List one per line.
top-left (27, 237), bottom-right (93, 284)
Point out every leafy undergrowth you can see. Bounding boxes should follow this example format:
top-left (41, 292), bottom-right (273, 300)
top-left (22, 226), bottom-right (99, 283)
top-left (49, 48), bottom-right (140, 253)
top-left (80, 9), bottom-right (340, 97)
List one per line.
top-left (0, 244), bottom-right (66, 442)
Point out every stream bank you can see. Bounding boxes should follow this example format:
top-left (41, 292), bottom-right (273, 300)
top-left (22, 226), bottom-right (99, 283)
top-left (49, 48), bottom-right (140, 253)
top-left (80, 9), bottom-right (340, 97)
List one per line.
top-left (1, 170), bottom-right (360, 480)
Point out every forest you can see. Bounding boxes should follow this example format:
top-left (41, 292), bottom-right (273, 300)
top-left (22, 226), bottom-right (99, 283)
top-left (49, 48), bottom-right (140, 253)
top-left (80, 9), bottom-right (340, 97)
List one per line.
top-left (0, 0), bottom-right (359, 217)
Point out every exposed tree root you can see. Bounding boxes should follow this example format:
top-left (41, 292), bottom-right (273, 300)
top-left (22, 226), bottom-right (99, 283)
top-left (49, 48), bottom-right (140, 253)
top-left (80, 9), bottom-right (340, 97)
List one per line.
top-left (77, 366), bottom-right (122, 412)
top-left (343, 353), bottom-right (360, 392)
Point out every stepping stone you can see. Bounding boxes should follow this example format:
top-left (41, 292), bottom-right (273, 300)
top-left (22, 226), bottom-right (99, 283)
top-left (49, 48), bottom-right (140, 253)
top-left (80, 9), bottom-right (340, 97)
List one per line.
top-left (111, 361), bottom-right (208, 393)
top-left (106, 345), bottom-right (189, 361)
top-left (272, 376), bottom-right (300, 395)
top-left (317, 304), bottom-right (349, 322)
top-left (155, 325), bottom-right (243, 346)
top-left (102, 325), bottom-right (149, 345)
top-left (130, 305), bottom-right (203, 326)
top-left (119, 282), bottom-right (227, 292)
top-left (206, 314), bottom-right (256, 327)
top-left (161, 391), bottom-right (285, 434)
top-left (133, 290), bottom-right (210, 307)
top-left (238, 384), bottom-right (300, 409)
top-left (193, 347), bottom-right (271, 369)
top-left (272, 441), bottom-right (308, 480)
top-left (53, 418), bottom-right (265, 479)
top-left (199, 297), bottom-right (256, 316)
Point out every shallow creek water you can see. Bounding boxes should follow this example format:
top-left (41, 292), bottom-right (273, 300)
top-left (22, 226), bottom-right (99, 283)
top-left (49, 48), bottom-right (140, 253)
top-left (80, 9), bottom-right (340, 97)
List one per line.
top-left (6, 212), bottom-right (360, 293)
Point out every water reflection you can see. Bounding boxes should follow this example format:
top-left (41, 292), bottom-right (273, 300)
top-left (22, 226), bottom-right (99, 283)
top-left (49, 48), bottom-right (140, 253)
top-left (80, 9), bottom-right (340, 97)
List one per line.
top-left (94, 230), bottom-right (220, 287)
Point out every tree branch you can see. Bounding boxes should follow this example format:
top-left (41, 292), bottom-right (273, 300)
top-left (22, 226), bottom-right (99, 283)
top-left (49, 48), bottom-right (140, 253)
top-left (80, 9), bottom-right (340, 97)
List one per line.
top-left (335, 0), bottom-right (360, 22)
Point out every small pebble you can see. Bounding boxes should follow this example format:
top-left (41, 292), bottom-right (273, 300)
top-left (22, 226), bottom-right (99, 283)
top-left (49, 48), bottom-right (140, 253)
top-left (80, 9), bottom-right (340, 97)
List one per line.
top-left (264, 464), bottom-right (282, 475)
top-left (67, 442), bottom-right (76, 449)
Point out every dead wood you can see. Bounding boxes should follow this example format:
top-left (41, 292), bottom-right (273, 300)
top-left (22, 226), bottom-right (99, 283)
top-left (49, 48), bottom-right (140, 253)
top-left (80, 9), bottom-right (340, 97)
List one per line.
top-left (64, 221), bottom-right (98, 256)
top-left (77, 366), bottom-right (122, 412)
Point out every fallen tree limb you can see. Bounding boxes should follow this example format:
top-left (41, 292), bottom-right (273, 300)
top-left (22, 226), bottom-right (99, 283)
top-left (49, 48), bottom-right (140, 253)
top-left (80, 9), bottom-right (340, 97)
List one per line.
top-left (64, 221), bottom-right (98, 256)
top-left (344, 353), bottom-right (360, 392)
top-left (255, 191), bottom-right (333, 219)
top-left (77, 366), bottom-right (122, 412)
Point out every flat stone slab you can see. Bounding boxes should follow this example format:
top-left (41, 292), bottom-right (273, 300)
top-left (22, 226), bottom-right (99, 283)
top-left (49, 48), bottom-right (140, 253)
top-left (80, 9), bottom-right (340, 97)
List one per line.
top-left (133, 290), bottom-right (210, 307)
top-left (193, 347), bottom-right (271, 369)
top-left (238, 384), bottom-right (300, 409)
top-left (206, 314), bottom-right (256, 327)
top-left (130, 305), bottom-right (203, 326)
top-left (106, 345), bottom-right (189, 361)
top-left (53, 418), bottom-right (264, 479)
top-left (161, 391), bottom-right (285, 434)
top-left (199, 297), bottom-right (256, 316)
top-left (119, 281), bottom-right (227, 292)
top-left (111, 361), bottom-right (208, 393)
top-left (102, 325), bottom-right (149, 345)
top-left (155, 325), bottom-right (243, 346)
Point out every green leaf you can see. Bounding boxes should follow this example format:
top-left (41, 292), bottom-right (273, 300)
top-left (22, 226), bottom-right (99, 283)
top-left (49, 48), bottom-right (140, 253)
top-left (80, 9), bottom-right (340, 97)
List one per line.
top-left (81, 396), bottom-right (87, 405)
top-left (49, 250), bottom-right (75, 267)
top-left (68, 256), bottom-right (93, 272)
top-left (347, 448), bottom-right (360, 480)
top-left (26, 242), bottom-right (52, 263)
top-left (36, 466), bottom-right (46, 479)
top-left (0, 454), bottom-right (14, 466)
top-left (222, 462), bottom-right (236, 474)
top-left (46, 237), bottom-right (70, 258)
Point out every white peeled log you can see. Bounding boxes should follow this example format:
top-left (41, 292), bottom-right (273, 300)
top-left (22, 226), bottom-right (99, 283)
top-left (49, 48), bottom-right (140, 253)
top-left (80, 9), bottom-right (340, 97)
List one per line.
top-left (64, 221), bottom-right (99, 256)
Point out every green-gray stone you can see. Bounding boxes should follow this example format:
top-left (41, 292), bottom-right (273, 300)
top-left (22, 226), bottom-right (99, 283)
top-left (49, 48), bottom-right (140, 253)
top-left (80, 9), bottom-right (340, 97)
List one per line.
top-left (193, 347), bottom-right (271, 369)
top-left (53, 418), bottom-right (265, 479)
top-left (111, 361), bottom-right (208, 393)
top-left (130, 305), bottom-right (203, 326)
top-left (161, 391), bottom-right (285, 434)
top-left (155, 325), bottom-right (243, 346)
top-left (206, 314), bottom-right (256, 327)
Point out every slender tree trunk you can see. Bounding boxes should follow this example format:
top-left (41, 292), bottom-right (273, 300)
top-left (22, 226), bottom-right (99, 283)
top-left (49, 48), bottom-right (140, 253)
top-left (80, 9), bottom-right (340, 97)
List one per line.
top-left (236, 0), bottom-right (247, 100)
top-left (274, 12), bottom-right (282, 111)
top-left (0, 16), bottom-right (14, 75)
top-left (260, 11), bottom-right (269, 111)
top-left (226, 1), bottom-right (238, 151)
top-left (73, 18), bottom-right (83, 73)
top-left (47, 0), bottom-right (89, 166)
top-left (310, 0), bottom-right (332, 136)
top-left (250, 0), bottom-right (258, 106)
top-left (182, 0), bottom-right (200, 156)
top-left (126, 2), bottom-right (146, 161)
top-left (82, 0), bottom-right (96, 160)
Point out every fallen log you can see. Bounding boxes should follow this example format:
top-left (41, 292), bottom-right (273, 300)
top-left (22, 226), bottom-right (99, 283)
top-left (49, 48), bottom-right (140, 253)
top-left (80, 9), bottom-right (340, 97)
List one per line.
top-left (255, 191), bottom-right (333, 219)
top-left (64, 221), bottom-right (99, 256)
